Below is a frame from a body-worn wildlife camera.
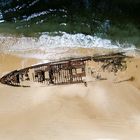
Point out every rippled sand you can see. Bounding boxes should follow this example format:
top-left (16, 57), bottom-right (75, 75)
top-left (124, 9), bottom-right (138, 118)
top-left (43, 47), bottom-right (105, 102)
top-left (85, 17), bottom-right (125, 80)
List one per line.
top-left (0, 50), bottom-right (140, 140)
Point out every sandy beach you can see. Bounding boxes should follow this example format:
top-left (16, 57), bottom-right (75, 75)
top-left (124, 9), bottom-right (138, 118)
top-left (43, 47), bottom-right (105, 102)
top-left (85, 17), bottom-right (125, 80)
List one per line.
top-left (0, 0), bottom-right (140, 139)
top-left (0, 51), bottom-right (140, 140)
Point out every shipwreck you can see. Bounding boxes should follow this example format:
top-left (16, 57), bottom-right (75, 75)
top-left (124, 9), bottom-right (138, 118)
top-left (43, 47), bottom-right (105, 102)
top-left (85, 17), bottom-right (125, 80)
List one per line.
top-left (0, 52), bottom-right (128, 87)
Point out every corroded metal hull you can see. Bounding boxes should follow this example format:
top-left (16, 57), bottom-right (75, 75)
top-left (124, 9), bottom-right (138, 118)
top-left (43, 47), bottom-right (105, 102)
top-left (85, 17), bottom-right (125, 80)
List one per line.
top-left (0, 52), bottom-right (128, 87)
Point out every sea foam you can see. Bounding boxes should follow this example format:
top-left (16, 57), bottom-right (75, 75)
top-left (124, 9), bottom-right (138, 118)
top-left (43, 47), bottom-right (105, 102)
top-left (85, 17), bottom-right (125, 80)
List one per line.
top-left (0, 32), bottom-right (136, 59)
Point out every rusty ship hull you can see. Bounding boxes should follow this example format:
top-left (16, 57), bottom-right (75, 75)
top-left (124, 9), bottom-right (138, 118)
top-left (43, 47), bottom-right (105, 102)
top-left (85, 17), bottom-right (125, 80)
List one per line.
top-left (0, 52), bottom-right (128, 87)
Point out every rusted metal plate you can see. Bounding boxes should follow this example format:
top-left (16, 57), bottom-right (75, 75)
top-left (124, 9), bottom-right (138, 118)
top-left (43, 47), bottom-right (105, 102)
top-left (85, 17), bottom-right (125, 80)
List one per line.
top-left (0, 52), bottom-right (128, 87)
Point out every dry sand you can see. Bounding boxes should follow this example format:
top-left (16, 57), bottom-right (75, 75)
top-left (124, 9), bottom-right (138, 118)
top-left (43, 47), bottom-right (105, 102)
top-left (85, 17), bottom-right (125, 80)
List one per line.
top-left (0, 52), bottom-right (140, 140)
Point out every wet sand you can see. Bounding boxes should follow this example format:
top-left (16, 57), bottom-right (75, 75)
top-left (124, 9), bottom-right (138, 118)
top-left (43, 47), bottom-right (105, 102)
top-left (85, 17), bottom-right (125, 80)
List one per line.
top-left (1, 52), bottom-right (140, 140)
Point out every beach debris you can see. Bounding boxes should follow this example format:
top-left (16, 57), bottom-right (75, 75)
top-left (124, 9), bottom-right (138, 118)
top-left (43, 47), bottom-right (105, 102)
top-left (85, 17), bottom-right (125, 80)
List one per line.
top-left (100, 54), bottom-right (127, 73)
top-left (0, 52), bottom-right (129, 87)
top-left (96, 75), bottom-right (107, 80)
top-left (84, 81), bottom-right (87, 87)
top-left (114, 76), bottom-right (135, 83)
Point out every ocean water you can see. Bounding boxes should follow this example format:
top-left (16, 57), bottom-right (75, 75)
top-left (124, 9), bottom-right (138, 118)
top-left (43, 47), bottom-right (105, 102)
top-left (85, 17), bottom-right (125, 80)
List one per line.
top-left (0, 1), bottom-right (139, 60)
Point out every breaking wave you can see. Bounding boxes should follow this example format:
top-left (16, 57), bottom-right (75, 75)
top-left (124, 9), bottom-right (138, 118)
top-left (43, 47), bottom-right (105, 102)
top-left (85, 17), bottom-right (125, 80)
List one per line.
top-left (0, 32), bottom-right (136, 59)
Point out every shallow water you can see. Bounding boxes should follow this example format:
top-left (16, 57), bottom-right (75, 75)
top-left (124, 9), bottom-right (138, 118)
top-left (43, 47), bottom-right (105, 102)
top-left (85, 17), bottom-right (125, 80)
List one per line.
top-left (0, 32), bottom-right (137, 61)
